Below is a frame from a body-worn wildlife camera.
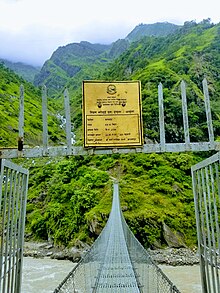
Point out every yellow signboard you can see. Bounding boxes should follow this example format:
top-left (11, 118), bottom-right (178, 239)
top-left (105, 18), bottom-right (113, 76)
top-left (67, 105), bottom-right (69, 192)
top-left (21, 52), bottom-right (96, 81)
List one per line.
top-left (83, 81), bottom-right (143, 148)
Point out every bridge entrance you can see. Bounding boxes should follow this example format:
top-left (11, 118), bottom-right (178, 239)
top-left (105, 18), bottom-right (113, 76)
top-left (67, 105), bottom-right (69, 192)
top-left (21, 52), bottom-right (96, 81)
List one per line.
top-left (1, 78), bottom-right (220, 292)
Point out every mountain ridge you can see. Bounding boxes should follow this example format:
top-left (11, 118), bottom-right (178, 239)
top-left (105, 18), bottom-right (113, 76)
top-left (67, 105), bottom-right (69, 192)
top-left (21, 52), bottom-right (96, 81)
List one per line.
top-left (33, 21), bottom-right (181, 97)
top-left (0, 58), bottom-right (40, 83)
top-left (126, 22), bottom-right (181, 41)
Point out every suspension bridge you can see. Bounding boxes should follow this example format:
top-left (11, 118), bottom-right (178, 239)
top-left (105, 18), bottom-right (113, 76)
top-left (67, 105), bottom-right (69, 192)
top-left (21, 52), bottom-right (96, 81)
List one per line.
top-left (1, 79), bottom-right (220, 293)
top-left (54, 182), bottom-right (180, 293)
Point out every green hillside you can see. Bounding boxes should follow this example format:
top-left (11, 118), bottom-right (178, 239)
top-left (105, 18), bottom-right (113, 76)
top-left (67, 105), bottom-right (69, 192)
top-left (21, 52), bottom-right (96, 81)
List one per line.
top-left (34, 22), bottom-right (180, 98)
top-left (102, 19), bottom-right (220, 143)
top-left (0, 64), bottom-right (65, 147)
top-left (22, 150), bottom-right (205, 248)
top-left (126, 22), bottom-right (181, 42)
top-left (2, 19), bottom-right (220, 250)
top-left (34, 41), bottom-right (111, 97)
top-left (0, 58), bottom-right (40, 83)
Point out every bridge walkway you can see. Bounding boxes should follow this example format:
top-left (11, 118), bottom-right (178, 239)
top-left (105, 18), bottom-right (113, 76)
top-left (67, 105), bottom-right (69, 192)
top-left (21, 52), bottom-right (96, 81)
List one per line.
top-left (92, 183), bottom-right (140, 292)
top-left (54, 182), bottom-right (180, 293)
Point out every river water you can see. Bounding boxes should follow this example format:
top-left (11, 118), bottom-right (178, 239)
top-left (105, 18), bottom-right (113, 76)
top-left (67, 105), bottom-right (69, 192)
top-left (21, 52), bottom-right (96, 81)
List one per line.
top-left (160, 265), bottom-right (202, 293)
top-left (21, 257), bottom-right (202, 293)
top-left (21, 257), bottom-right (74, 293)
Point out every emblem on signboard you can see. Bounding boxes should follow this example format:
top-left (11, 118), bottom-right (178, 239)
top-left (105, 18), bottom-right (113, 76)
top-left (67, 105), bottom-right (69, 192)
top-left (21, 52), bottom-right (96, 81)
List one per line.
top-left (107, 84), bottom-right (117, 95)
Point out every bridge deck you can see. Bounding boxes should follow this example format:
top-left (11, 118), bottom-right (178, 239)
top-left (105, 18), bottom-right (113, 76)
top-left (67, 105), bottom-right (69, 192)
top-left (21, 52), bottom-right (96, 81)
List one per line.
top-left (93, 183), bottom-right (140, 292)
top-left (54, 183), bottom-right (180, 293)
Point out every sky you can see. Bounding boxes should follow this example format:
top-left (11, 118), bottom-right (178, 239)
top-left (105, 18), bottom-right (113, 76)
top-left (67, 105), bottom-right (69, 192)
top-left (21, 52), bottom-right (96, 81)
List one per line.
top-left (0, 0), bottom-right (219, 67)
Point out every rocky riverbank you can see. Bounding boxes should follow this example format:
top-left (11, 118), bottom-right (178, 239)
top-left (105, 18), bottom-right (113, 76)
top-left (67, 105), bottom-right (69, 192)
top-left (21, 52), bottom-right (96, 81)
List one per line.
top-left (23, 241), bottom-right (89, 262)
top-left (23, 241), bottom-right (199, 266)
top-left (148, 247), bottom-right (199, 266)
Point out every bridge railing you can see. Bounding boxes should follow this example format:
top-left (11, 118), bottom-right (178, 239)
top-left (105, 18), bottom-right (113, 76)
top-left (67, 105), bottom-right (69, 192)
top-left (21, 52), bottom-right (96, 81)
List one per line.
top-left (120, 210), bottom-right (179, 293)
top-left (53, 183), bottom-right (180, 293)
top-left (192, 151), bottom-right (220, 293)
top-left (1, 78), bottom-right (220, 159)
top-left (0, 159), bottom-right (29, 293)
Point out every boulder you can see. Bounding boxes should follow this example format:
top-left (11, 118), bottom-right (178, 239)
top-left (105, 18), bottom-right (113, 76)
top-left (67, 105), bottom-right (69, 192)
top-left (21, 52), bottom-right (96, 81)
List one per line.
top-left (163, 222), bottom-right (186, 248)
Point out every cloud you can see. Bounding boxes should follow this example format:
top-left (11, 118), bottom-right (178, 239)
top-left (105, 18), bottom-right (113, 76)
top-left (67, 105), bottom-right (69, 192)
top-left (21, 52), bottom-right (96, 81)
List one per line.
top-left (0, 21), bottom-right (134, 66)
top-left (0, 0), bottom-right (219, 66)
top-left (0, 26), bottom-right (66, 65)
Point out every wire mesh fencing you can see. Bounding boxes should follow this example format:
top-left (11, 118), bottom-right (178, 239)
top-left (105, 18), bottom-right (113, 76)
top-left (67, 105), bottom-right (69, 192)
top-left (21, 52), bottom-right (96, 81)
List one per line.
top-left (54, 182), bottom-right (180, 293)
top-left (0, 159), bottom-right (29, 293)
top-left (192, 152), bottom-right (220, 293)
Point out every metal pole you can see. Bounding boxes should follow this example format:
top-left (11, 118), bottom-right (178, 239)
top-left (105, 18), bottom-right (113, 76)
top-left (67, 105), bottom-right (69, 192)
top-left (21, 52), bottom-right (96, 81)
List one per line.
top-left (181, 80), bottom-right (190, 149)
top-left (203, 78), bottom-right (214, 148)
top-left (192, 168), bottom-right (208, 293)
top-left (64, 89), bottom-right (72, 155)
top-left (42, 85), bottom-right (48, 155)
top-left (16, 172), bottom-right (28, 293)
top-left (158, 83), bottom-right (165, 151)
top-left (18, 85), bottom-right (24, 151)
top-left (0, 159), bottom-right (4, 291)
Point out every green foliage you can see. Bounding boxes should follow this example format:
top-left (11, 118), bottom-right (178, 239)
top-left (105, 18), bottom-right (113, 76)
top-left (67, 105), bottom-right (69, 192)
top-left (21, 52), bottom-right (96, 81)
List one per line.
top-left (0, 63), bottom-right (66, 147)
top-left (0, 59), bottom-right (40, 83)
top-left (34, 42), bottom-right (112, 97)
top-left (126, 22), bottom-right (181, 42)
top-left (101, 20), bottom-right (220, 143)
top-left (24, 152), bottom-right (200, 248)
top-left (25, 156), bottom-right (111, 245)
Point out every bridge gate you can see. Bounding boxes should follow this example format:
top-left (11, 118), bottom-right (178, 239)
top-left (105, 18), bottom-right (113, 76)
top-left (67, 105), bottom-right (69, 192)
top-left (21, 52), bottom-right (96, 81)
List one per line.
top-left (192, 152), bottom-right (220, 293)
top-left (0, 159), bottom-right (29, 293)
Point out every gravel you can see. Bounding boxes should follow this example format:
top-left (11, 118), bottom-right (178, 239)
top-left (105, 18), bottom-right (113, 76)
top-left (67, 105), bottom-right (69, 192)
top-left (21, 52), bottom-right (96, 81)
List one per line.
top-left (24, 242), bottom-right (199, 266)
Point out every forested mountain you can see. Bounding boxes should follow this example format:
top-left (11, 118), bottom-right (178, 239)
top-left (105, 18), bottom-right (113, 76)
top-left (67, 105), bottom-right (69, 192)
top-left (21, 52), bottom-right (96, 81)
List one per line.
top-left (0, 64), bottom-right (64, 147)
top-left (101, 19), bottom-right (220, 143)
top-left (2, 19), bottom-right (220, 250)
top-left (126, 22), bottom-right (181, 41)
top-left (34, 22), bottom-right (180, 97)
top-left (34, 19), bottom-right (220, 145)
top-left (34, 41), bottom-right (111, 97)
top-left (65, 19), bottom-right (220, 144)
top-left (0, 58), bottom-right (40, 83)
top-left (25, 151), bottom-right (199, 248)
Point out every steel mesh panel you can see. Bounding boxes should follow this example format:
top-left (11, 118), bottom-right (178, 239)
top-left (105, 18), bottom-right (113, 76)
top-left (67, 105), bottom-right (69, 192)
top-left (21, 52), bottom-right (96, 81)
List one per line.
top-left (0, 159), bottom-right (29, 293)
top-left (54, 183), bottom-right (180, 293)
top-left (192, 152), bottom-right (220, 293)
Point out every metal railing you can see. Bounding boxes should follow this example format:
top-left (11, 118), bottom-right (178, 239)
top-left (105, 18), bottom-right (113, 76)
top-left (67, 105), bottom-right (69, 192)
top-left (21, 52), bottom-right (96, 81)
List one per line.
top-left (54, 183), bottom-right (180, 293)
top-left (192, 152), bottom-right (220, 293)
top-left (0, 159), bottom-right (29, 293)
top-left (1, 79), bottom-right (220, 159)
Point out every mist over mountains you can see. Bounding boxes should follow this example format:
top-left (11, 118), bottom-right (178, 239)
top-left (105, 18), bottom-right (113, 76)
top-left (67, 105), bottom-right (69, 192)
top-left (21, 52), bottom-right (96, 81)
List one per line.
top-left (0, 22), bottom-right (180, 86)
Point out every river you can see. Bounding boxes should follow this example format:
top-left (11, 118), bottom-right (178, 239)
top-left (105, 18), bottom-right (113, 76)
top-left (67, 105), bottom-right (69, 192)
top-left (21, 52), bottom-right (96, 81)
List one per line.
top-left (160, 264), bottom-right (202, 293)
top-left (21, 257), bottom-right (74, 293)
top-left (21, 257), bottom-right (202, 293)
